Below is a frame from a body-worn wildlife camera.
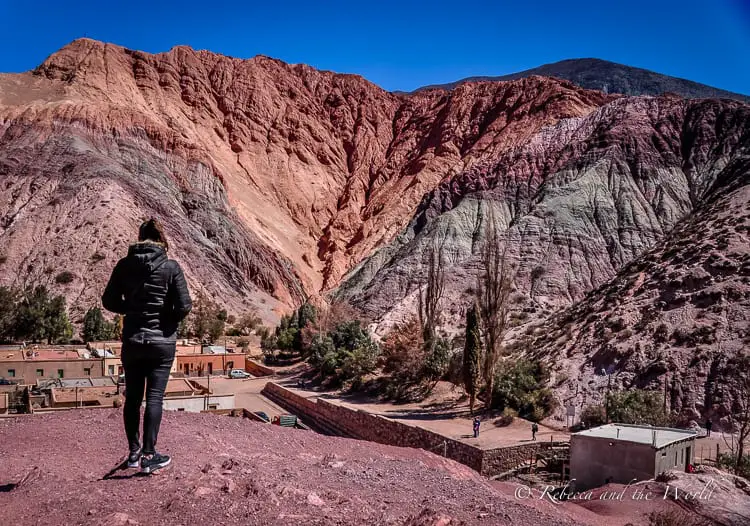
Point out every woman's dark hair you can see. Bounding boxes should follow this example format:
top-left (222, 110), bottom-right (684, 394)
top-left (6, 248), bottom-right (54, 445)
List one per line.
top-left (138, 218), bottom-right (168, 250)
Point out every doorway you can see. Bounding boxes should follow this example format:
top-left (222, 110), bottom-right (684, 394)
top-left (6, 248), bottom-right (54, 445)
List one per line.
top-left (685, 447), bottom-right (691, 471)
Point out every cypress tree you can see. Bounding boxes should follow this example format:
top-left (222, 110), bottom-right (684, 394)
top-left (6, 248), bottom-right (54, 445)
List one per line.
top-left (463, 302), bottom-right (482, 414)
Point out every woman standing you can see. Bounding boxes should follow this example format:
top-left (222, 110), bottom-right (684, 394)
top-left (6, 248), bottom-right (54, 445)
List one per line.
top-left (102, 219), bottom-right (192, 474)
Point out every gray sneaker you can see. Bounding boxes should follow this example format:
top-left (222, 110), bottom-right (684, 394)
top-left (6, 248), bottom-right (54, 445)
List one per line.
top-left (140, 453), bottom-right (171, 474)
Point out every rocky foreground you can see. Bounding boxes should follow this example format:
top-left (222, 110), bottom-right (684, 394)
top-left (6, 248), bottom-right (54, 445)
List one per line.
top-left (2, 410), bottom-right (749, 525)
top-left (0, 409), bottom-right (580, 526)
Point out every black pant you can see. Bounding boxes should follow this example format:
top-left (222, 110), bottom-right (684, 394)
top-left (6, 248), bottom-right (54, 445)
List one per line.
top-left (122, 342), bottom-right (175, 455)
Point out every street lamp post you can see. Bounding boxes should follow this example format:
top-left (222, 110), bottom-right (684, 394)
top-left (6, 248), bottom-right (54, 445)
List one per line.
top-left (602, 368), bottom-right (612, 423)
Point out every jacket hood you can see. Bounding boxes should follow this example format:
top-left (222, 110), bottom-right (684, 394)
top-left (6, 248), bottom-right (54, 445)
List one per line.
top-left (126, 242), bottom-right (168, 273)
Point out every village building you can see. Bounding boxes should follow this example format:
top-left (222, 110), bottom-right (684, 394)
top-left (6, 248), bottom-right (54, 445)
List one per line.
top-left (39, 377), bottom-right (234, 413)
top-left (0, 348), bottom-right (107, 384)
top-left (570, 423), bottom-right (697, 489)
top-left (174, 344), bottom-right (244, 377)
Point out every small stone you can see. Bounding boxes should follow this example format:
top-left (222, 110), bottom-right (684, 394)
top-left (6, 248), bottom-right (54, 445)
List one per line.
top-left (307, 492), bottom-right (325, 506)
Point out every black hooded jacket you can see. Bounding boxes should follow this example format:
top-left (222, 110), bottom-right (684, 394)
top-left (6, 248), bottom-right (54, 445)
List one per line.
top-left (102, 242), bottom-right (192, 346)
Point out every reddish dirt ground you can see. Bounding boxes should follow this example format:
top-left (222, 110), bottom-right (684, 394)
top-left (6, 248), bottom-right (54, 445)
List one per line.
top-left (1, 409), bottom-right (587, 526)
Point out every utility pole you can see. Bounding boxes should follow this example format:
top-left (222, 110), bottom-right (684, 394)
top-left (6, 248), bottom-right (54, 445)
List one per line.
top-left (602, 368), bottom-right (611, 423)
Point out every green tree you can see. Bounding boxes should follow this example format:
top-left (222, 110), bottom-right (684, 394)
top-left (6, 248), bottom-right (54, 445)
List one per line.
top-left (418, 243), bottom-right (445, 353)
top-left (463, 303), bottom-right (482, 413)
top-left (493, 359), bottom-right (555, 421)
top-left (45, 295), bottom-right (73, 344)
top-left (178, 317), bottom-right (191, 338)
top-left (606, 390), bottom-right (671, 426)
top-left (112, 315), bottom-right (123, 340)
top-left (422, 336), bottom-right (451, 384)
top-left (236, 309), bottom-right (262, 334)
top-left (14, 286), bottom-right (51, 342)
top-left (297, 302), bottom-right (317, 329)
top-left (83, 307), bottom-right (109, 342)
top-left (208, 317), bottom-right (225, 344)
top-left (190, 290), bottom-right (226, 343)
top-left (0, 286), bottom-right (19, 343)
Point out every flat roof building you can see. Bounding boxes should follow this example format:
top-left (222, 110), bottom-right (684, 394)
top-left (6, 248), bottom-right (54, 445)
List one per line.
top-left (570, 423), bottom-right (697, 490)
top-left (1, 349), bottom-right (106, 385)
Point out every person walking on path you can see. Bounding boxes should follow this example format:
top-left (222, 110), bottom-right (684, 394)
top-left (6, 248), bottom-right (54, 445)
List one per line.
top-left (103, 219), bottom-right (192, 475)
top-left (705, 419), bottom-right (712, 437)
top-left (473, 417), bottom-right (481, 438)
top-left (531, 422), bottom-right (539, 441)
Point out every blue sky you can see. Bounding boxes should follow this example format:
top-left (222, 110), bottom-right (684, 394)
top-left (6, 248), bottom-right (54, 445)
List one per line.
top-left (1, 0), bottom-right (748, 94)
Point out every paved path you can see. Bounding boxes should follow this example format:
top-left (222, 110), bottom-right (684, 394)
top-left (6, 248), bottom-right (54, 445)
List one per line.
top-left (193, 377), bottom-right (288, 418)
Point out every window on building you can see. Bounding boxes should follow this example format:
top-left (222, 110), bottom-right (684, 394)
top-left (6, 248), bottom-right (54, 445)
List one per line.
top-left (84, 368), bottom-right (91, 376)
top-left (118, 366), bottom-right (123, 375)
top-left (36, 369), bottom-right (44, 377)
top-left (7, 369), bottom-right (15, 377)
top-left (208, 404), bottom-right (218, 410)
top-left (108, 365), bottom-right (115, 375)
top-left (674, 451), bottom-right (678, 466)
top-left (57, 369), bottom-right (64, 378)
top-left (177, 408), bottom-right (185, 412)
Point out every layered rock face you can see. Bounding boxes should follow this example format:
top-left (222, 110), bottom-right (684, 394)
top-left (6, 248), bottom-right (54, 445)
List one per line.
top-left (339, 97), bottom-right (750, 326)
top-left (0, 38), bottom-right (608, 320)
top-left (522, 157), bottom-right (750, 426)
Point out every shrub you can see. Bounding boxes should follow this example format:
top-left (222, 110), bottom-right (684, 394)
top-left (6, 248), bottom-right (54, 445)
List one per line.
top-left (421, 337), bottom-right (452, 382)
top-left (580, 404), bottom-right (606, 428)
top-left (492, 359), bottom-right (556, 421)
top-left (717, 452), bottom-right (750, 480)
top-left (607, 390), bottom-right (672, 426)
top-left (256, 326), bottom-right (271, 340)
top-left (495, 407), bottom-right (517, 427)
top-left (55, 271), bottom-right (75, 284)
top-left (382, 317), bottom-right (424, 376)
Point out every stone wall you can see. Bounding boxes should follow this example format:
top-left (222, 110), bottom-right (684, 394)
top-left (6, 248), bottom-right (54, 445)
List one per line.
top-left (245, 359), bottom-right (274, 377)
top-left (480, 443), bottom-right (542, 475)
top-left (261, 382), bottom-right (562, 476)
top-left (262, 382), bottom-right (482, 471)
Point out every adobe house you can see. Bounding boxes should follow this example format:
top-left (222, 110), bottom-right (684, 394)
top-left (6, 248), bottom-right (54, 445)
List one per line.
top-left (570, 423), bottom-right (697, 489)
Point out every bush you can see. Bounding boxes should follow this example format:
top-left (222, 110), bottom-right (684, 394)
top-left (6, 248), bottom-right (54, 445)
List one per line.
top-left (580, 404), bottom-right (606, 428)
top-left (607, 390), bottom-right (672, 426)
top-left (495, 407), bottom-right (517, 427)
top-left (422, 337), bottom-right (452, 382)
top-left (55, 271), bottom-right (75, 284)
top-left (256, 326), bottom-right (271, 340)
top-left (717, 452), bottom-right (750, 480)
top-left (492, 359), bottom-right (556, 421)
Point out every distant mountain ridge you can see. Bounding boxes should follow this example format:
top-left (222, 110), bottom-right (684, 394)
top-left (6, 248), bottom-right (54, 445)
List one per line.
top-left (417, 58), bottom-right (750, 102)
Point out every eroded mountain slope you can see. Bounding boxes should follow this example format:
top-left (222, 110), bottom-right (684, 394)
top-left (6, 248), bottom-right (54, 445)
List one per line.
top-left (521, 152), bottom-right (750, 424)
top-left (338, 96), bottom-right (750, 331)
top-left (0, 38), bottom-right (610, 318)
